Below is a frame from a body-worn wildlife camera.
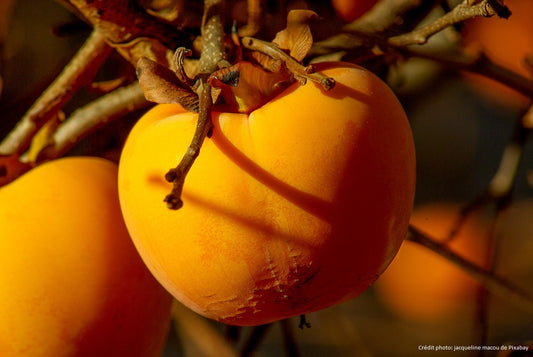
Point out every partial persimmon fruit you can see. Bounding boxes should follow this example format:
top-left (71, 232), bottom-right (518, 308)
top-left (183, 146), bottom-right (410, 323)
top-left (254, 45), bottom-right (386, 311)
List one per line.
top-left (0, 157), bottom-right (173, 356)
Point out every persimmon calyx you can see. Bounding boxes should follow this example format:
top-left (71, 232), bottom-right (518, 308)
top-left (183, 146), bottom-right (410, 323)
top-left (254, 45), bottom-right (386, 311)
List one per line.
top-left (207, 61), bottom-right (293, 113)
top-left (135, 8), bottom-right (335, 116)
top-left (242, 37), bottom-right (335, 91)
top-left (136, 56), bottom-right (199, 112)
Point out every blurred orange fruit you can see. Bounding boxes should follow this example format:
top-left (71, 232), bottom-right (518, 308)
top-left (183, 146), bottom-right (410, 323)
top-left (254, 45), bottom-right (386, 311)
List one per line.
top-left (331, 0), bottom-right (378, 22)
top-left (461, 0), bottom-right (533, 107)
top-left (374, 203), bottom-right (489, 323)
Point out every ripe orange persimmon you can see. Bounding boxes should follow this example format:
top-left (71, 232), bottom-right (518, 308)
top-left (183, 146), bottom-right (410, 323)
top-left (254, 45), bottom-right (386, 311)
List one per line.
top-left (461, 0), bottom-right (533, 106)
top-left (374, 203), bottom-right (488, 323)
top-left (331, 0), bottom-right (378, 22)
top-left (118, 62), bottom-right (416, 326)
top-left (0, 157), bottom-right (173, 356)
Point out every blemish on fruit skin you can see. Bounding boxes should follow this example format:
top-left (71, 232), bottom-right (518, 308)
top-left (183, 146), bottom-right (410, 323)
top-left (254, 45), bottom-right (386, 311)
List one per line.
top-left (200, 265), bottom-right (327, 324)
top-left (285, 239), bottom-right (301, 275)
top-left (201, 260), bottom-right (320, 321)
top-left (203, 295), bottom-right (240, 316)
top-left (299, 271), bottom-right (317, 286)
top-left (264, 247), bottom-right (288, 299)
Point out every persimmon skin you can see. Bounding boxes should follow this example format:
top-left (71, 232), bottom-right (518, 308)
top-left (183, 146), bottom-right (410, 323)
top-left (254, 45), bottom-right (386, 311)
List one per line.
top-left (118, 63), bottom-right (416, 326)
top-left (0, 157), bottom-right (173, 357)
top-left (332, 0), bottom-right (378, 22)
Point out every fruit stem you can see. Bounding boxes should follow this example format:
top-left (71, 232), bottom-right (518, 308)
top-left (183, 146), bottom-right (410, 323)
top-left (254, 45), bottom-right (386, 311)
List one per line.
top-left (163, 0), bottom-right (224, 209)
top-left (164, 81), bottom-right (213, 210)
top-left (298, 314), bottom-right (311, 329)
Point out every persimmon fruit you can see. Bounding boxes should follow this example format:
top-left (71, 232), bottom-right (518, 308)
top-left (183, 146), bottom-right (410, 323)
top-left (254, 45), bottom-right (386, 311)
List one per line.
top-left (331, 0), bottom-right (378, 22)
top-left (0, 157), bottom-right (173, 357)
top-left (374, 203), bottom-right (488, 323)
top-left (118, 62), bottom-right (416, 326)
top-left (461, 0), bottom-right (533, 106)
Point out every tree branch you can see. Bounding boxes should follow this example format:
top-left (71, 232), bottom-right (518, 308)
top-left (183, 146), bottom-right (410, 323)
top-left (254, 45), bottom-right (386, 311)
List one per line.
top-left (407, 225), bottom-right (533, 314)
top-left (311, 0), bottom-right (442, 60)
top-left (172, 302), bottom-right (238, 357)
top-left (38, 81), bottom-right (149, 161)
top-left (388, 0), bottom-right (498, 47)
top-left (57, 0), bottom-right (192, 47)
top-left (406, 47), bottom-right (533, 99)
top-left (488, 113), bottom-right (531, 200)
top-left (0, 29), bottom-right (111, 156)
top-left (343, 0), bottom-right (443, 35)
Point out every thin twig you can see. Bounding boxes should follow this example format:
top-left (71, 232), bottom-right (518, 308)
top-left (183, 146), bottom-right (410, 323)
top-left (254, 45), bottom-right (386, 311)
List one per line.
top-left (437, 107), bottom-right (532, 346)
top-left (280, 319), bottom-right (302, 357)
top-left (388, 0), bottom-right (498, 47)
top-left (240, 324), bottom-right (272, 357)
top-left (474, 204), bottom-right (509, 354)
top-left (39, 81), bottom-right (148, 160)
top-left (488, 115), bottom-right (531, 199)
top-left (407, 225), bottom-right (533, 314)
top-left (241, 37), bottom-right (335, 90)
top-left (0, 29), bottom-right (111, 156)
top-left (343, 0), bottom-right (442, 35)
top-left (447, 106), bottom-right (531, 240)
top-left (311, 0), bottom-right (442, 62)
top-left (405, 47), bottom-right (533, 99)
top-left (172, 302), bottom-right (238, 357)
top-left (57, 0), bottom-right (191, 47)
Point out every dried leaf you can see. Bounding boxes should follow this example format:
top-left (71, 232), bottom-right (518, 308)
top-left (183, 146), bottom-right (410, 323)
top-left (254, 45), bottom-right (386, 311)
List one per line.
top-left (242, 36), bottom-right (335, 91)
top-left (25, 117), bottom-right (61, 164)
top-left (138, 0), bottom-right (202, 28)
top-left (208, 61), bottom-right (292, 113)
top-left (273, 9), bottom-right (318, 62)
top-left (137, 57), bottom-right (199, 112)
top-left (89, 78), bottom-right (129, 94)
top-left (113, 37), bottom-right (173, 68)
top-left (237, 0), bottom-right (262, 37)
top-left (139, 0), bottom-right (185, 22)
